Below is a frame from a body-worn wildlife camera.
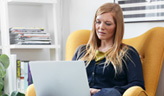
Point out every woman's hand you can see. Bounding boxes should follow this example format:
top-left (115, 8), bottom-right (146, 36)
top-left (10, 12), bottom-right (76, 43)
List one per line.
top-left (90, 88), bottom-right (100, 96)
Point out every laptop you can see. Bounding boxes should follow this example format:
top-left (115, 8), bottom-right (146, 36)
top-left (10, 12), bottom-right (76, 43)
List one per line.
top-left (29, 61), bottom-right (90, 96)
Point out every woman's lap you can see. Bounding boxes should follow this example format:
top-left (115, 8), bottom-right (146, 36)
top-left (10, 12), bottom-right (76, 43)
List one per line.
top-left (93, 88), bottom-right (121, 96)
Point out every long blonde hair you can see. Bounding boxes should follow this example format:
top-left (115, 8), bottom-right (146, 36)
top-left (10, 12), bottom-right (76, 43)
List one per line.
top-left (82, 3), bottom-right (129, 74)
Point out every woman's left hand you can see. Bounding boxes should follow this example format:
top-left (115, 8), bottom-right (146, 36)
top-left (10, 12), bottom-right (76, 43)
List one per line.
top-left (90, 88), bottom-right (100, 96)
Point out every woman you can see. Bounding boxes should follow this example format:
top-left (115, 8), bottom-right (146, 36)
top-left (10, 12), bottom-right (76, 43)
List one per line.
top-left (72, 3), bottom-right (145, 96)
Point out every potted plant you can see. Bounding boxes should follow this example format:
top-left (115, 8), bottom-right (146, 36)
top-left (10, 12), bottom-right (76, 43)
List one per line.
top-left (0, 54), bottom-right (9, 96)
top-left (0, 54), bottom-right (25, 96)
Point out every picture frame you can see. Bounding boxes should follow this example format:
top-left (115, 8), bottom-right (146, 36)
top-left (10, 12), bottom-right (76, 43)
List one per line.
top-left (114, 0), bottom-right (164, 23)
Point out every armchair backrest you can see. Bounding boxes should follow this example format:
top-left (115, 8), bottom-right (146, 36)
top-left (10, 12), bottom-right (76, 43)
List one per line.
top-left (123, 27), bottom-right (164, 96)
top-left (65, 27), bottom-right (164, 96)
top-left (65, 30), bottom-right (91, 60)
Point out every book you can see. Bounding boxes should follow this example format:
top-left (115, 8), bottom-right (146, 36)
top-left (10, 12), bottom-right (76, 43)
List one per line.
top-left (10, 27), bottom-right (44, 33)
top-left (19, 42), bottom-right (51, 45)
top-left (24, 61), bottom-right (29, 91)
top-left (10, 27), bottom-right (52, 45)
top-left (16, 60), bottom-right (33, 93)
top-left (28, 62), bottom-right (33, 85)
top-left (20, 61), bottom-right (25, 93)
top-left (17, 60), bottom-right (21, 78)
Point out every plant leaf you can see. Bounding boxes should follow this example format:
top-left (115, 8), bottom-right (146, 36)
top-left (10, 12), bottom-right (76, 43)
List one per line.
top-left (0, 77), bottom-right (4, 91)
top-left (0, 54), bottom-right (9, 69)
top-left (0, 62), bottom-right (6, 78)
top-left (2, 94), bottom-right (8, 96)
top-left (11, 91), bottom-right (25, 96)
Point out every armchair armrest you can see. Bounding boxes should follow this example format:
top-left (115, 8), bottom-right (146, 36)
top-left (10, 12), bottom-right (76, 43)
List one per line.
top-left (25, 85), bottom-right (148, 96)
top-left (25, 84), bottom-right (36, 96)
top-left (123, 86), bottom-right (148, 96)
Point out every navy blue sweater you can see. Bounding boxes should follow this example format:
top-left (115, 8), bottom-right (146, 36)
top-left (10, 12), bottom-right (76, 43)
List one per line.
top-left (72, 45), bottom-right (145, 94)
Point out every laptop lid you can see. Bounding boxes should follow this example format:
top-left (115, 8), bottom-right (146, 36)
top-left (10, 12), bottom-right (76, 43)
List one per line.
top-left (29, 61), bottom-right (90, 96)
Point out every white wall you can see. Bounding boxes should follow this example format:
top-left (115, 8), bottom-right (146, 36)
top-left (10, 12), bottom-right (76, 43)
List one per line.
top-left (124, 22), bottom-right (164, 39)
top-left (62, 0), bottom-right (164, 96)
top-left (69, 0), bottom-right (113, 33)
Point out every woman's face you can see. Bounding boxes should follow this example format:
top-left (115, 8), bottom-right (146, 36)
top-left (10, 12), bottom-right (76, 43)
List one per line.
top-left (95, 12), bottom-right (116, 42)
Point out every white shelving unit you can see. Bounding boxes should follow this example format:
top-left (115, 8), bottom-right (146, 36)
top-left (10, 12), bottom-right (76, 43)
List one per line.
top-left (10, 45), bottom-right (60, 49)
top-left (0, 0), bottom-right (61, 95)
top-left (8, 0), bottom-right (57, 4)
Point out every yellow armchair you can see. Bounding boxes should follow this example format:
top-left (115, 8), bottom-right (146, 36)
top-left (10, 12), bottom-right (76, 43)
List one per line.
top-left (25, 27), bottom-right (164, 96)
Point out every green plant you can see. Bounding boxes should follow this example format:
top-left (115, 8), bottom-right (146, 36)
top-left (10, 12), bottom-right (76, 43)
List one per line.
top-left (0, 54), bottom-right (9, 95)
top-left (0, 54), bottom-right (25, 96)
top-left (11, 91), bottom-right (24, 96)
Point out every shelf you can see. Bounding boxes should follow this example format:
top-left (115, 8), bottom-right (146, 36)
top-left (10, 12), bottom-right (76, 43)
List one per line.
top-left (10, 44), bottom-right (60, 49)
top-left (1, 0), bottom-right (61, 94)
top-left (8, 0), bottom-right (57, 4)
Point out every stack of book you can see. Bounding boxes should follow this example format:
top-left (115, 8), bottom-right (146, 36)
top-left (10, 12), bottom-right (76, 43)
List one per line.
top-left (10, 27), bottom-right (51, 45)
top-left (17, 60), bottom-right (33, 93)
